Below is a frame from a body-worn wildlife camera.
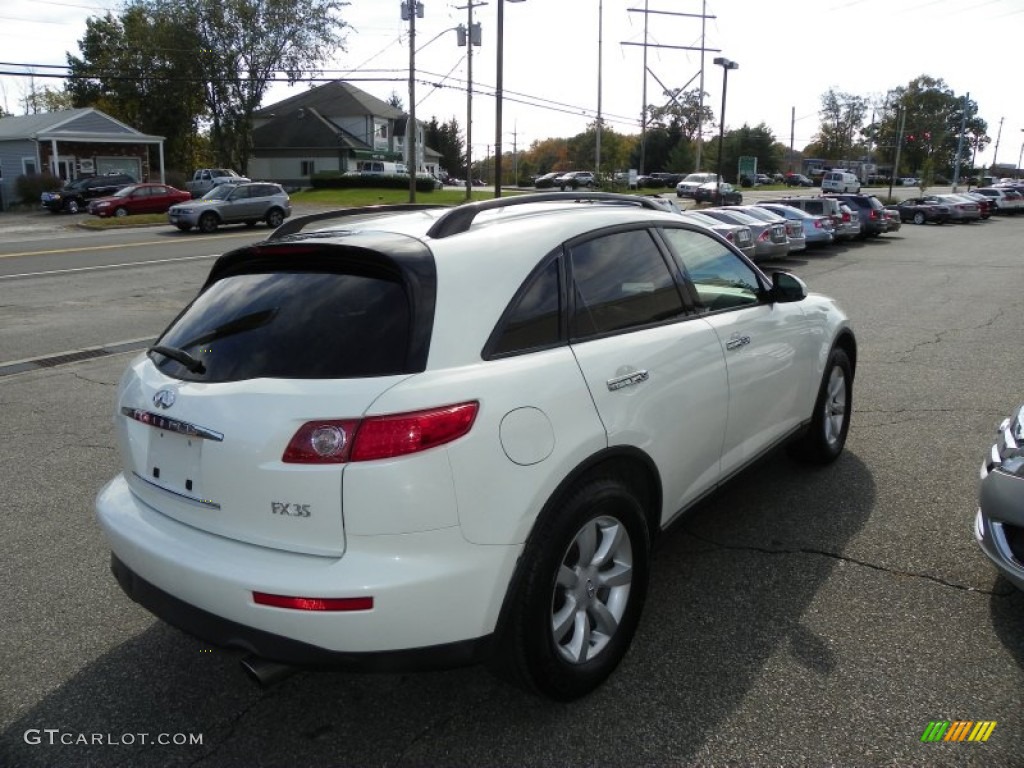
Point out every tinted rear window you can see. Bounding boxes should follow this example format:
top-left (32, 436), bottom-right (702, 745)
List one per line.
top-left (152, 271), bottom-right (413, 382)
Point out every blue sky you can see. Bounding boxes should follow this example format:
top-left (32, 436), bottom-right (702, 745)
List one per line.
top-left (2, 0), bottom-right (1023, 168)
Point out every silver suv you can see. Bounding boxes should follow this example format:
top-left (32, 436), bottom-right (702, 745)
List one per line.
top-left (168, 182), bottom-right (291, 233)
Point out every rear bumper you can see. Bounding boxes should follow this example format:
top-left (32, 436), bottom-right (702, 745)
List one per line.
top-left (110, 554), bottom-right (492, 669)
top-left (96, 474), bottom-right (520, 661)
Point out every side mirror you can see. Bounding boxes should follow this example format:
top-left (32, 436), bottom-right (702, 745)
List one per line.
top-left (770, 271), bottom-right (807, 303)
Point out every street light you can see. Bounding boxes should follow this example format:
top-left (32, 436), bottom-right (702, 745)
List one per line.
top-left (712, 56), bottom-right (738, 199)
top-left (494, 0), bottom-right (525, 197)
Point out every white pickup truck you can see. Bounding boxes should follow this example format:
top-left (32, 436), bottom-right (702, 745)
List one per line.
top-left (185, 168), bottom-right (250, 198)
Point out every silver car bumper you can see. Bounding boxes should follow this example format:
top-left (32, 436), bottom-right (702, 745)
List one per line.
top-left (976, 406), bottom-right (1024, 591)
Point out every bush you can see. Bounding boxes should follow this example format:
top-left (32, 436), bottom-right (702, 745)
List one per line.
top-left (311, 171), bottom-right (437, 192)
top-left (14, 172), bottom-right (62, 204)
top-left (739, 176), bottom-right (754, 188)
top-left (163, 170), bottom-right (189, 190)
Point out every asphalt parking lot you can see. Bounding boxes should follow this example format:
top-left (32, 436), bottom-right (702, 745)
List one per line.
top-left (1, 205), bottom-right (1022, 767)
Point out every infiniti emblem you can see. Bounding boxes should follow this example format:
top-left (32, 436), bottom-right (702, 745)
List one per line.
top-left (153, 389), bottom-right (176, 409)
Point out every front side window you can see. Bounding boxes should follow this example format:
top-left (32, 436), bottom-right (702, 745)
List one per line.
top-left (661, 227), bottom-right (762, 312)
top-left (569, 229), bottom-right (685, 339)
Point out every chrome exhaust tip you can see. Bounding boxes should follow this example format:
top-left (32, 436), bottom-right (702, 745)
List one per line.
top-left (240, 655), bottom-right (297, 687)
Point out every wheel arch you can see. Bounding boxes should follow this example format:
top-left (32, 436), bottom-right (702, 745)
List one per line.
top-left (490, 446), bottom-right (662, 639)
top-left (832, 328), bottom-right (857, 382)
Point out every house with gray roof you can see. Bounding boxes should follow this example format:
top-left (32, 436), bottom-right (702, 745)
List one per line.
top-left (0, 108), bottom-right (165, 210)
top-left (250, 81), bottom-right (440, 186)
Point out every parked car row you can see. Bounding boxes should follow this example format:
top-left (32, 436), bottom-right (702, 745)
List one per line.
top-left (41, 172), bottom-right (139, 214)
top-left (534, 171), bottom-right (597, 190)
top-left (678, 192), bottom-right (923, 263)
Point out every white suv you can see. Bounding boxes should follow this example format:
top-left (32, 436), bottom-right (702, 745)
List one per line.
top-left (96, 192), bottom-right (856, 700)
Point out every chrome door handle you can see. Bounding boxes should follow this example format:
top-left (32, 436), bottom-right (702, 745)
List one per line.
top-left (725, 335), bottom-right (751, 351)
top-left (607, 370), bottom-right (649, 391)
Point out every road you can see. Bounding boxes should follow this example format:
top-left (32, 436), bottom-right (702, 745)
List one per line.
top-left (1, 205), bottom-right (1022, 767)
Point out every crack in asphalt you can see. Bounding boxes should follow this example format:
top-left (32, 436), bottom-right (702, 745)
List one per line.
top-left (71, 371), bottom-right (119, 387)
top-left (386, 686), bottom-right (501, 768)
top-left (681, 528), bottom-right (1016, 597)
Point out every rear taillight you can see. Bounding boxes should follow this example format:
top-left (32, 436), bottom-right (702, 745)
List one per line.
top-left (283, 401), bottom-right (479, 464)
top-left (758, 229), bottom-right (770, 242)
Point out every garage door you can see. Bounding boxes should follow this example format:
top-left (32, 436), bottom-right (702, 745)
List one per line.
top-left (96, 156), bottom-right (141, 181)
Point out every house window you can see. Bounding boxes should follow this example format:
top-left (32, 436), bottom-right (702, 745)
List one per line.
top-left (301, 160), bottom-right (315, 176)
top-left (22, 158), bottom-right (38, 176)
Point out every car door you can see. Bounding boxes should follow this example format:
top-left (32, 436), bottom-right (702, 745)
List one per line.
top-left (144, 186), bottom-right (168, 213)
top-left (566, 226), bottom-right (729, 523)
top-left (222, 185), bottom-right (255, 223)
top-left (659, 227), bottom-right (817, 479)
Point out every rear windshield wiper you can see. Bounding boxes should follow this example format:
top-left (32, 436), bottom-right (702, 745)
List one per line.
top-left (149, 345), bottom-right (206, 374)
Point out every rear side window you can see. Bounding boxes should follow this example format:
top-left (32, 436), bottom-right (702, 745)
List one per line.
top-left (152, 271), bottom-right (413, 382)
top-left (569, 229), bottom-right (686, 338)
top-left (488, 258), bottom-right (562, 357)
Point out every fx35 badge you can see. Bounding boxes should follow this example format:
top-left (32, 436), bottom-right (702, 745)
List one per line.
top-left (271, 502), bottom-right (311, 518)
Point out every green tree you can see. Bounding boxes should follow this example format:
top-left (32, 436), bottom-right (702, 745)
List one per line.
top-left (424, 115), bottom-right (464, 178)
top-left (67, 5), bottom-right (209, 171)
top-left (168, 0), bottom-right (351, 171)
top-left (705, 123), bottom-right (779, 182)
top-left (813, 88), bottom-right (868, 163)
top-left (873, 76), bottom-right (987, 178)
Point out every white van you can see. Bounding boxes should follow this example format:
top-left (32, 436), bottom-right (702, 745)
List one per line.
top-left (821, 170), bottom-right (861, 193)
top-left (354, 160), bottom-right (408, 175)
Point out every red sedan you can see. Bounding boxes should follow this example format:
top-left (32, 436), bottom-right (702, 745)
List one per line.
top-left (88, 183), bottom-right (191, 218)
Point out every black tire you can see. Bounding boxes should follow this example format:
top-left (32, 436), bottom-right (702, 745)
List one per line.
top-left (489, 476), bottom-right (650, 700)
top-left (114, 207), bottom-right (128, 218)
top-left (790, 346), bottom-right (852, 465)
top-left (265, 208), bottom-right (284, 228)
top-left (198, 212), bottom-right (218, 233)
top-left (65, 199), bottom-right (80, 214)
top-left (913, 211), bottom-right (925, 225)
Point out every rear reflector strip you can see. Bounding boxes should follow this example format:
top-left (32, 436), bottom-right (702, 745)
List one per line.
top-left (253, 592), bottom-right (374, 611)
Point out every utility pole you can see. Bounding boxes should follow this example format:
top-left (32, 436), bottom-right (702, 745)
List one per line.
top-left (888, 106), bottom-right (906, 200)
top-left (694, 0), bottom-right (707, 171)
top-left (402, 1), bottom-right (423, 203)
top-left (992, 115), bottom-right (1004, 169)
top-left (623, 4), bottom-right (718, 175)
top-left (457, 2), bottom-right (485, 200)
top-left (640, 0), bottom-right (648, 174)
top-left (952, 92), bottom-right (969, 191)
top-left (595, 0), bottom-right (603, 178)
top-left (789, 106), bottom-right (795, 173)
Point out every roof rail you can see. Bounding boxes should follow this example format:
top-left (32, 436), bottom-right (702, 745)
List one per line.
top-left (424, 191), bottom-right (669, 239)
top-left (269, 203), bottom-right (448, 240)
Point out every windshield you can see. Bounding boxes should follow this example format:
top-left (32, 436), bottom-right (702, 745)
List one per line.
top-left (201, 185), bottom-right (237, 200)
top-left (112, 186), bottom-right (137, 198)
